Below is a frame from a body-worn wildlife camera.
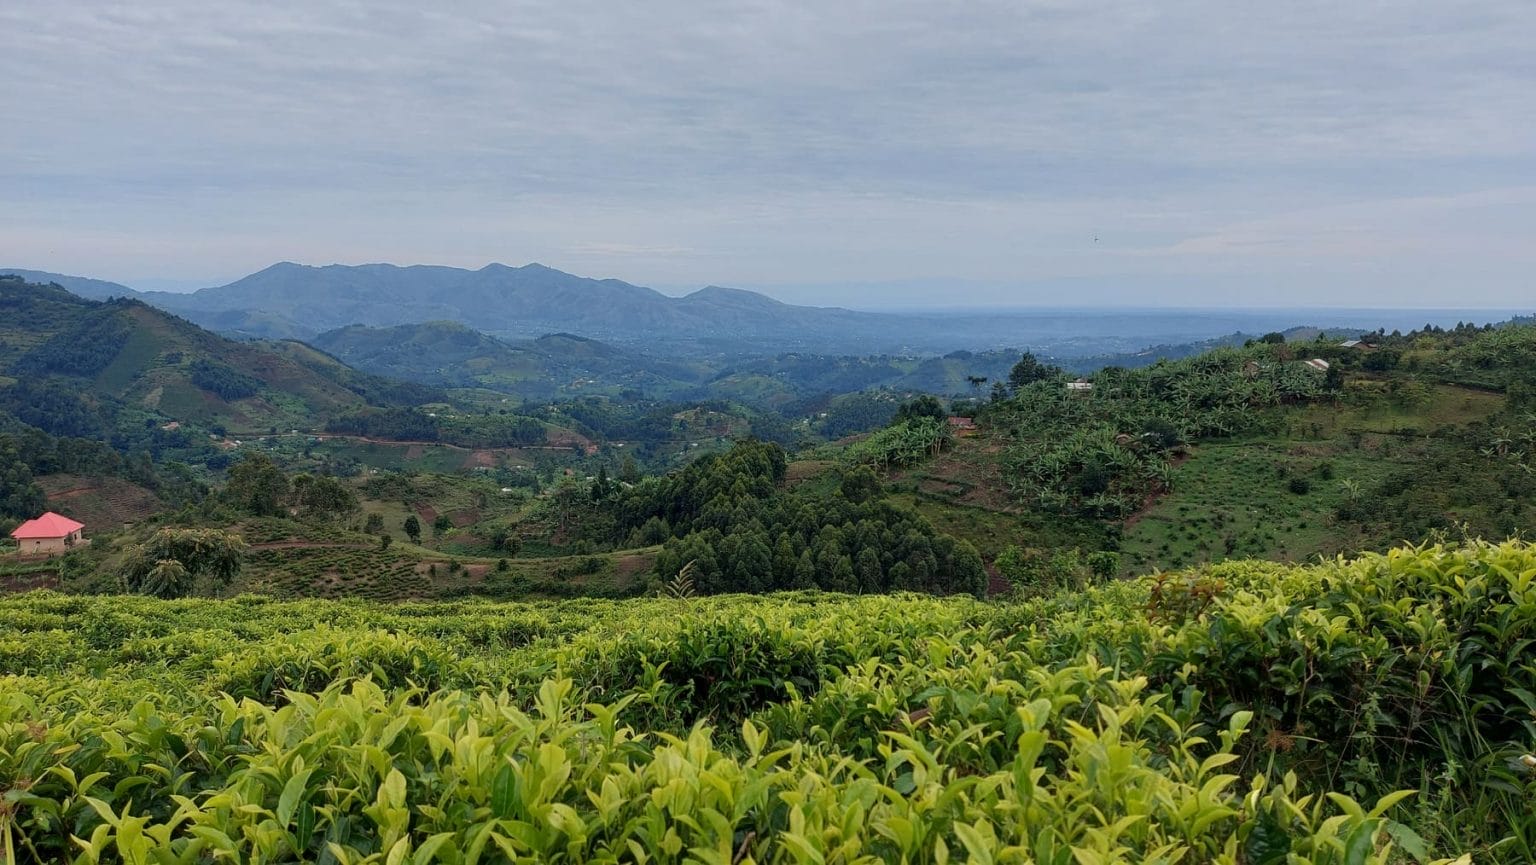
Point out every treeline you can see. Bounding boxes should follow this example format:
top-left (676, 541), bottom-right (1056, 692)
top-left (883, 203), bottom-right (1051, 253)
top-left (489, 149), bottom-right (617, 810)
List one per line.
top-left (1324, 320), bottom-right (1536, 393)
top-left (188, 358), bottom-right (262, 400)
top-left (596, 440), bottom-right (986, 596)
top-left (326, 407), bottom-right (442, 442)
top-left (222, 452), bottom-right (357, 519)
top-left (538, 396), bottom-right (799, 449)
top-left (325, 407), bottom-right (549, 448)
top-left (0, 379), bottom-right (209, 460)
top-left (10, 304), bottom-right (131, 378)
top-left (0, 426), bottom-right (206, 524)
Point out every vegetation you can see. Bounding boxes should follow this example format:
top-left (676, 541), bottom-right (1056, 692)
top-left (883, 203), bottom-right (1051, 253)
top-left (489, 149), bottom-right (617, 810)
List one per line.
top-left (119, 527), bottom-right (247, 598)
top-left (544, 439), bottom-right (988, 597)
top-left (1, 541), bottom-right (1532, 860)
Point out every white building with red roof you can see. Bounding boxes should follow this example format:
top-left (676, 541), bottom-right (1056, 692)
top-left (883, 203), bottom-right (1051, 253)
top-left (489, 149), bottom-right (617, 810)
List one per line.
top-left (9, 512), bottom-right (86, 556)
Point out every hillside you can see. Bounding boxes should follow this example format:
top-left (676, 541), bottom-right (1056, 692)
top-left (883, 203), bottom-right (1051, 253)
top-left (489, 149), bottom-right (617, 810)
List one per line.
top-left (0, 267), bottom-right (141, 301)
top-left (0, 276), bottom-right (381, 439)
top-left (309, 321), bottom-right (709, 399)
top-left (310, 321), bottom-right (1045, 412)
top-left (854, 322), bottom-right (1536, 578)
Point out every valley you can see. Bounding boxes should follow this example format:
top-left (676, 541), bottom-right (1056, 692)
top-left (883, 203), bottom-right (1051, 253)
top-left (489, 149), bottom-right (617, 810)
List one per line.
top-left (0, 271), bottom-right (1532, 862)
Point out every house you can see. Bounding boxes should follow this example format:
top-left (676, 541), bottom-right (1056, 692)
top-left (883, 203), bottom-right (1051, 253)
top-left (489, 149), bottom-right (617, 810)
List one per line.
top-left (1066, 379), bottom-right (1094, 392)
top-left (1304, 358), bottom-right (1331, 372)
top-left (947, 416), bottom-right (978, 435)
top-left (9, 512), bottom-right (86, 556)
top-left (1338, 339), bottom-right (1377, 351)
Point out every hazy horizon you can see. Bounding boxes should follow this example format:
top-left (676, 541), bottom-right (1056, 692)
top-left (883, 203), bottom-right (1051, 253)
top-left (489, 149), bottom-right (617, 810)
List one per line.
top-left (5, 261), bottom-right (1529, 320)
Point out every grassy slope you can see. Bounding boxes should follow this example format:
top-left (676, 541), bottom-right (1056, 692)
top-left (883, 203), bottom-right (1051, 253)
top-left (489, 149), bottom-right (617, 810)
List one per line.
top-left (1118, 382), bottom-right (1505, 572)
top-left (0, 283), bottom-right (373, 433)
top-left (807, 381), bottom-right (1509, 577)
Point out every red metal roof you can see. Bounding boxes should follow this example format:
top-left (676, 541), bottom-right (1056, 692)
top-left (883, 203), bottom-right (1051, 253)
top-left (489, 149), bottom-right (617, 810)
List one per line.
top-left (10, 512), bottom-right (84, 540)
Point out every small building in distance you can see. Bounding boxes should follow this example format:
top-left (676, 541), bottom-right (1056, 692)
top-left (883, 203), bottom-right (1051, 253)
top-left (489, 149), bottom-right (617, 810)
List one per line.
top-left (947, 416), bottom-right (978, 435)
top-left (1338, 339), bottom-right (1377, 350)
top-left (1066, 379), bottom-right (1094, 392)
top-left (1304, 358), bottom-right (1331, 372)
top-left (9, 512), bottom-right (86, 556)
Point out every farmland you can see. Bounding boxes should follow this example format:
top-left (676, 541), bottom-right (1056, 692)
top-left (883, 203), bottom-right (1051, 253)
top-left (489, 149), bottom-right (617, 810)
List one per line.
top-left (2, 540), bottom-right (1533, 860)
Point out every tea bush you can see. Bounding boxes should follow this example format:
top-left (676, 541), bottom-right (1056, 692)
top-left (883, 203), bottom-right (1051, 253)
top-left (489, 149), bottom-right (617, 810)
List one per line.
top-left (2, 541), bottom-right (1533, 861)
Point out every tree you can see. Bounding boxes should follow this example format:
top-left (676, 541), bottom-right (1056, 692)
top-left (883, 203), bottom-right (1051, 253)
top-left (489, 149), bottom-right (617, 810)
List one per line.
top-left (300, 476), bottom-right (358, 518)
top-left (855, 547), bottom-right (883, 593)
top-left (591, 465), bottom-right (613, 501)
top-left (829, 555), bottom-right (857, 593)
top-left (121, 528), bottom-right (246, 599)
top-left (432, 513), bottom-right (453, 540)
top-left (792, 549), bottom-right (817, 589)
top-left (994, 545), bottom-right (1031, 589)
top-left (1007, 352), bottom-right (1061, 390)
top-left (403, 515), bottom-right (421, 544)
top-left (1323, 364), bottom-right (1345, 392)
top-left (893, 395), bottom-right (947, 425)
top-left (225, 453), bottom-right (289, 516)
top-left (965, 375), bottom-right (989, 393)
top-left (0, 436), bottom-right (46, 521)
top-left (364, 513), bottom-right (384, 534)
top-left (619, 454), bottom-right (641, 484)
top-left (839, 466), bottom-right (883, 504)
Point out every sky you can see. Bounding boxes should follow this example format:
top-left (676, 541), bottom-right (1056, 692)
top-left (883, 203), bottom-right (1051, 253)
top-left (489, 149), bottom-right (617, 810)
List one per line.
top-left (2, 1), bottom-right (1533, 308)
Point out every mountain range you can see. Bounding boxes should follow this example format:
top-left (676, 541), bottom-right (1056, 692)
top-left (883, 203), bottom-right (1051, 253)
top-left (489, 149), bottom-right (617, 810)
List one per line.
top-left (8, 262), bottom-right (1446, 359)
top-left (5, 262), bottom-right (906, 354)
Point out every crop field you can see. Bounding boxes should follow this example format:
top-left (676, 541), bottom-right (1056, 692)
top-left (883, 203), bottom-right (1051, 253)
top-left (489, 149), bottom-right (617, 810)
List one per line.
top-left (1119, 384), bottom-right (1506, 573)
top-left (1119, 440), bottom-right (1396, 572)
top-left (229, 542), bottom-right (651, 601)
top-left (33, 475), bottom-right (164, 531)
top-left (2, 540), bottom-right (1532, 861)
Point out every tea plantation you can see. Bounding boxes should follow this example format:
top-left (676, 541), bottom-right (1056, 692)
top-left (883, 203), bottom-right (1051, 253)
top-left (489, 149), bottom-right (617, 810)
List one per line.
top-left (2, 540), bottom-right (1534, 862)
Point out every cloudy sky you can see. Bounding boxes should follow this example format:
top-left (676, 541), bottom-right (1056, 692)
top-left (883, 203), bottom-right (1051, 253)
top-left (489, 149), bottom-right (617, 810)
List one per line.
top-left (2, 1), bottom-right (1532, 308)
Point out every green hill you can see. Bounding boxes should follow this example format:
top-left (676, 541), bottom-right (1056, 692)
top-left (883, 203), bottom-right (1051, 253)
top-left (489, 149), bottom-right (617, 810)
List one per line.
top-left (856, 322), bottom-right (1536, 578)
top-left (308, 322), bottom-right (714, 401)
top-left (0, 276), bottom-right (389, 439)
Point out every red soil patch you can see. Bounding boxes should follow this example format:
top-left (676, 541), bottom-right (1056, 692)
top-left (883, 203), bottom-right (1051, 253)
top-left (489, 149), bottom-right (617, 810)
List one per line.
top-left (464, 450), bottom-right (497, 469)
top-left (0, 570), bottom-right (60, 593)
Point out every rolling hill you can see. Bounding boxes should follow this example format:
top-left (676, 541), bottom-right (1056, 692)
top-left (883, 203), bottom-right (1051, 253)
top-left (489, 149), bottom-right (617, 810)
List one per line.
top-left (0, 275), bottom-right (407, 437)
top-left (307, 321), bottom-right (710, 400)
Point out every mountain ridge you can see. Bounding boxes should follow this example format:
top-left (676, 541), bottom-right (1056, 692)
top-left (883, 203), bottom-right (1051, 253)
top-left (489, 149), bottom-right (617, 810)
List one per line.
top-left (4, 262), bottom-right (904, 352)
